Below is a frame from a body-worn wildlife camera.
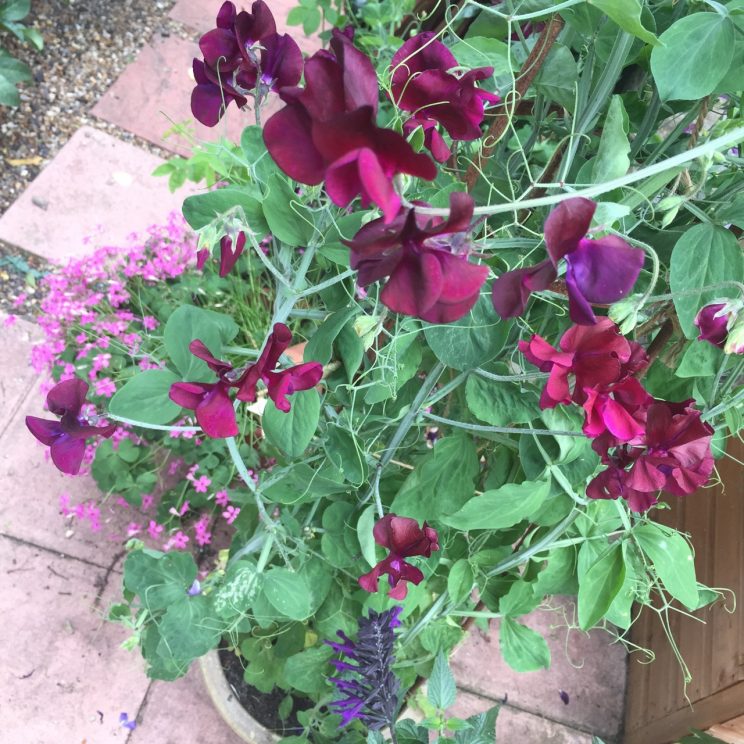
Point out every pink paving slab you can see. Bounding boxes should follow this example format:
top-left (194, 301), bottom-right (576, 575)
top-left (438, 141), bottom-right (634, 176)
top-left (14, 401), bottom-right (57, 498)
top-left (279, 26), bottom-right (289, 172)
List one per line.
top-left (451, 597), bottom-right (627, 741)
top-left (91, 34), bottom-right (257, 157)
top-left (170, 0), bottom-right (321, 54)
top-left (0, 537), bottom-right (151, 744)
top-left (0, 126), bottom-right (193, 263)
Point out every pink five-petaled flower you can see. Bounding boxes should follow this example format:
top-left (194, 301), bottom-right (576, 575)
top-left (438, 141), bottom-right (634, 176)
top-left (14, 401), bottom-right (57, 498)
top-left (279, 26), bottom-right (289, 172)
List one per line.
top-left (191, 0), bottom-right (302, 127)
top-left (588, 399), bottom-right (714, 513)
top-left (26, 378), bottom-right (116, 475)
top-left (263, 28), bottom-right (437, 223)
top-left (347, 192), bottom-right (488, 323)
top-left (358, 514), bottom-right (439, 599)
top-left (237, 322), bottom-right (323, 411)
top-left (492, 197), bottom-right (645, 325)
top-left (390, 32), bottom-right (500, 163)
top-left (169, 340), bottom-right (241, 439)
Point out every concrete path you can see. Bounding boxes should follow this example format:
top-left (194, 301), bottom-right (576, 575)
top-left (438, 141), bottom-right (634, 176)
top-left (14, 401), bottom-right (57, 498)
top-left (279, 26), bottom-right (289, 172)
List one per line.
top-left (0, 1), bottom-right (627, 741)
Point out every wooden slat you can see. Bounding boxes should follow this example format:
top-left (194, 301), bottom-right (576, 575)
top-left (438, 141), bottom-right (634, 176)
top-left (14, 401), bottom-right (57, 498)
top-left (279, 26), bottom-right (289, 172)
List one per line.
top-left (710, 713), bottom-right (744, 744)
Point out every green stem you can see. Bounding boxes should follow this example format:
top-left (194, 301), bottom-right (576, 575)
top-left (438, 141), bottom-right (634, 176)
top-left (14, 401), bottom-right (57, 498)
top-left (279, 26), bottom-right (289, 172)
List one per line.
top-left (106, 414), bottom-right (201, 432)
top-left (423, 412), bottom-right (584, 437)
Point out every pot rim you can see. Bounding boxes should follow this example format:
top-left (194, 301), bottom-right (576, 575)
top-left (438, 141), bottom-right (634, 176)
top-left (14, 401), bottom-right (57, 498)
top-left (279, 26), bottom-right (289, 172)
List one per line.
top-left (199, 648), bottom-right (281, 744)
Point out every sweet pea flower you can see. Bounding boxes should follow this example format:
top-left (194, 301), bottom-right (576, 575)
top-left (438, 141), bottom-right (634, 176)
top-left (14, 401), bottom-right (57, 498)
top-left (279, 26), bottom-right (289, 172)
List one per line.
top-left (588, 400), bottom-right (714, 512)
top-left (358, 514), bottom-right (439, 599)
top-left (263, 29), bottom-right (437, 222)
top-left (26, 378), bottom-right (116, 475)
top-left (390, 32), bottom-right (500, 162)
top-left (347, 192), bottom-right (488, 323)
top-left (492, 198), bottom-right (644, 324)
top-left (694, 301), bottom-right (744, 354)
top-left (169, 340), bottom-right (242, 439)
top-left (237, 323), bottom-right (323, 411)
top-left (191, 0), bottom-right (302, 126)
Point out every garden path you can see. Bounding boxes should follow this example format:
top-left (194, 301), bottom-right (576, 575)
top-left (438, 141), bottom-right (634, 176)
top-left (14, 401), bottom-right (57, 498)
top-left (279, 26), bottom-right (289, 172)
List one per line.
top-left (0, 1), bottom-right (626, 741)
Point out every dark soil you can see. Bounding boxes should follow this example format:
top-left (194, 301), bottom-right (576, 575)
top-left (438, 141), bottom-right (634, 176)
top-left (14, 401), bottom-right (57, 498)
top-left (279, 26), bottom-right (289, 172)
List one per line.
top-left (219, 648), bottom-right (315, 737)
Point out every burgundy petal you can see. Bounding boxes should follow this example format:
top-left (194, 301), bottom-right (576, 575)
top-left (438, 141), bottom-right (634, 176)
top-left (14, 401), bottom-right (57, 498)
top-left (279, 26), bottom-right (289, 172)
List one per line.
top-left (330, 28), bottom-right (379, 114)
top-left (544, 197), bottom-right (595, 264)
top-left (218, 232), bottom-right (246, 277)
top-left (47, 378), bottom-right (88, 417)
top-left (199, 28), bottom-right (241, 70)
top-left (189, 339), bottom-right (233, 375)
top-left (195, 384), bottom-right (238, 438)
top-left (50, 435), bottom-right (87, 475)
top-left (381, 251), bottom-right (443, 317)
top-left (169, 381), bottom-right (209, 411)
top-left (26, 416), bottom-right (63, 446)
top-left (491, 259), bottom-right (556, 319)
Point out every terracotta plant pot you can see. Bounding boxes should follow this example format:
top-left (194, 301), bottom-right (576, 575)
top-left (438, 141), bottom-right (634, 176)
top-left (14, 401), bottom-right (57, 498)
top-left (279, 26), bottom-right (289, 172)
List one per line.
top-left (200, 650), bottom-right (280, 744)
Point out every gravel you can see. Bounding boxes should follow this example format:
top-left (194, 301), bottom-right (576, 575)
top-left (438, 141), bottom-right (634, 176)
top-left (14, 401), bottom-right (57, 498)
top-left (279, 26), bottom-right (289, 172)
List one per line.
top-left (0, 0), bottom-right (201, 316)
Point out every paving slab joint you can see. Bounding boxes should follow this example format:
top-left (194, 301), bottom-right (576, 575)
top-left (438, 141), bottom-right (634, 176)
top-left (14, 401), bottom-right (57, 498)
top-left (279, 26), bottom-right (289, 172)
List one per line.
top-left (0, 531), bottom-right (112, 572)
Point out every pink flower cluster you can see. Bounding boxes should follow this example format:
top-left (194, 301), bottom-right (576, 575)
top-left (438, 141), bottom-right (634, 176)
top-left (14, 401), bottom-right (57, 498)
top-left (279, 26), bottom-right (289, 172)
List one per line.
top-left (521, 319), bottom-right (714, 512)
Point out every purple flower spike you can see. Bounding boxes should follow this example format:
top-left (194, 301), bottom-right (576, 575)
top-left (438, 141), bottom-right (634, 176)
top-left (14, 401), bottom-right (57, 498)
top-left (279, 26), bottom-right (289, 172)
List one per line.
top-left (26, 378), bottom-right (116, 475)
top-left (492, 197), bottom-right (644, 325)
top-left (324, 607), bottom-right (402, 729)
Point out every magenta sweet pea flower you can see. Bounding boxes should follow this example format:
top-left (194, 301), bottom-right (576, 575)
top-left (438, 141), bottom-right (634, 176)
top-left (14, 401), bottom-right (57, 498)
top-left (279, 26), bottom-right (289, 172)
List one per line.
top-left (519, 318), bottom-right (647, 409)
top-left (237, 322), bottom-right (323, 411)
top-left (492, 198), bottom-right (645, 324)
top-left (26, 378), bottom-right (116, 475)
top-left (169, 340), bottom-right (242, 438)
top-left (694, 302), bottom-right (731, 348)
top-left (263, 29), bottom-right (437, 222)
top-left (190, 0), bottom-right (302, 126)
top-left (390, 32), bottom-right (500, 162)
top-left (581, 377), bottom-right (651, 442)
top-left (347, 192), bottom-right (488, 322)
top-left (358, 515), bottom-right (439, 599)
top-left (589, 400), bottom-right (714, 512)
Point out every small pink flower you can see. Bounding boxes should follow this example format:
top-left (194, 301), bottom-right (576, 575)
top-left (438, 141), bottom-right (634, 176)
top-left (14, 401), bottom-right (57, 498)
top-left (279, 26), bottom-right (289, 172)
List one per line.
top-left (142, 315), bottom-right (159, 331)
top-left (169, 500), bottom-right (190, 517)
top-left (141, 494), bottom-right (155, 511)
top-left (165, 530), bottom-right (190, 550)
top-left (4, 315), bottom-right (17, 327)
top-left (214, 490), bottom-right (230, 507)
top-left (94, 377), bottom-right (116, 397)
top-left (147, 520), bottom-right (164, 539)
top-left (192, 475), bottom-right (211, 493)
top-left (12, 292), bottom-right (27, 308)
top-left (222, 506), bottom-right (241, 525)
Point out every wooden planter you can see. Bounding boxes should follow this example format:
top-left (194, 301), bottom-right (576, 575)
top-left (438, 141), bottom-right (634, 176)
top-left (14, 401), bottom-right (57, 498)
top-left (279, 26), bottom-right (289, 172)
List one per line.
top-left (624, 438), bottom-right (744, 744)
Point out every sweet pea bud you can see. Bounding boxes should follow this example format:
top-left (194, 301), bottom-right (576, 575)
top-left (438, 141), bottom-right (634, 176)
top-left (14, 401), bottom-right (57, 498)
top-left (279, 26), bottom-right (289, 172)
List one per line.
top-left (724, 315), bottom-right (744, 355)
top-left (609, 294), bottom-right (644, 335)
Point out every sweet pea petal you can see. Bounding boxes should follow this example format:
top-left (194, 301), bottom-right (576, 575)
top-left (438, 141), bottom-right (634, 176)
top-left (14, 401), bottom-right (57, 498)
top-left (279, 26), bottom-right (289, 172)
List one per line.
top-left (544, 197), bottom-right (595, 264)
top-left (196, 385), bottom-right (239, 438)
top-left (263, 104), bottom-right (326, 184)
top-left (47, 378), bottom-right (88, 417)
top-left (381, 251), bottom-right (443, 317)
top-left (169, 382), bottom-right (210, 411)
top-left (491, 259), bottom-right (556, 319)
top-left (50, 435), bottom-right (87, 475)
top-left (26, 416), bottom-right (63, 446)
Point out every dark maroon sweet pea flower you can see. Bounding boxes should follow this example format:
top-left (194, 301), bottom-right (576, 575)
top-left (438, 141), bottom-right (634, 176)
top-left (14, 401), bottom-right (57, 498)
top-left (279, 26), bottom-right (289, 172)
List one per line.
top-left (694, 303), bottom-right (731, 348)
top-left (390, 32), bottom-right (499, 161)
top-left (26, 378), bottom-right (115, 475)
top-left (196, 248), bottom-right (210, 270)
top-left (237, 323), bottom-right (323, 412)
top-left (588, 400), bottom-right (714, 512)
top-left (358, 515), bottom-right (439, 599)
top-left (263, 29), bottom-right (436, 222)
top-left (219, 232), bottom-right (246, 277)
top-left (169, 340), bottom-right (241, 438)
top-left (190, 0), bottom-right (301, 126)
top-left (493, 198), bottom-right (644, 324)
top-left (519, 318), bottom-right (647, 409)
top-left (347, 192), bottom-right (488, 322)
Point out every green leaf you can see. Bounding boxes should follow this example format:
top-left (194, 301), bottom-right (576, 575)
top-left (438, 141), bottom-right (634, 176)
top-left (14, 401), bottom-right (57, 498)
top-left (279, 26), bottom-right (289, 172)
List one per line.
top-left (365, 328), bottom-right (421, 403)
top-left (0, 52), bottom-right (31, 106)
top-left (391, 434), bottom-right (479, 521)
top-left (240, 124), bottom-right (278, 183)
top-left (448, 37), bottom-right (512, 77)
top-left (357, 505), bottom-right (378, 568)
top-left (448, 559), bottom-right (474, 605)
top-left (577, 543), bottom-right (626, 630)
top-left (181, 186), bottom-right (268, 233)
top-left (670, 225), bottom-right (743, 338)
top-left (587, 0), bottom-right (658, 45)
top-left (591, 95), bottom-right (630, 183)
top-left (650, 13), bottom-right (735, 101)
top-left (635, 524), bottom-right (698, 610)
top-left (263, 389), bottom-right (320, 457)
top-left (465, 374), bottom-right (537, 426)
top-left (534, 44), bottom-right (577, 111)
top-left (109, 370), bottom-right (182, 425)
top-left (499, 617), bottom-right (550, 672)
top-left (442, 479), bottom-right (550, 531)
top-left (123, 550), bottom-right (197, 612)
top-left (337, 321), bottom-right (365, 380)
top-left (262, 568), bottom-right (313, 620)
top-left (325, 425), bottom-right (367, 485)
top-left (428, 652), bottom-right (457, 710)
top-left (283, 646), bottom-right (333, 694)
top-left (676, 341), bottom-right (724, 378)
top-left (262, 174), bottom-right (315, 247)
top-left (499, 580), bottom-right (541, 617)
top-left (454, 706), bottom-right (500, 744)
top-left (157, 595), bottom-right (221, 664)
top-left (304, 306), bottom-right (358, 364)
top-left (424, 294), bottom-right (511, 371)
top-left (395, 720), bottom-right (430, 744)
top-left (1, 0), bottom-right (31, 22)
top-left (163, 304), bottom-right (238, 380)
